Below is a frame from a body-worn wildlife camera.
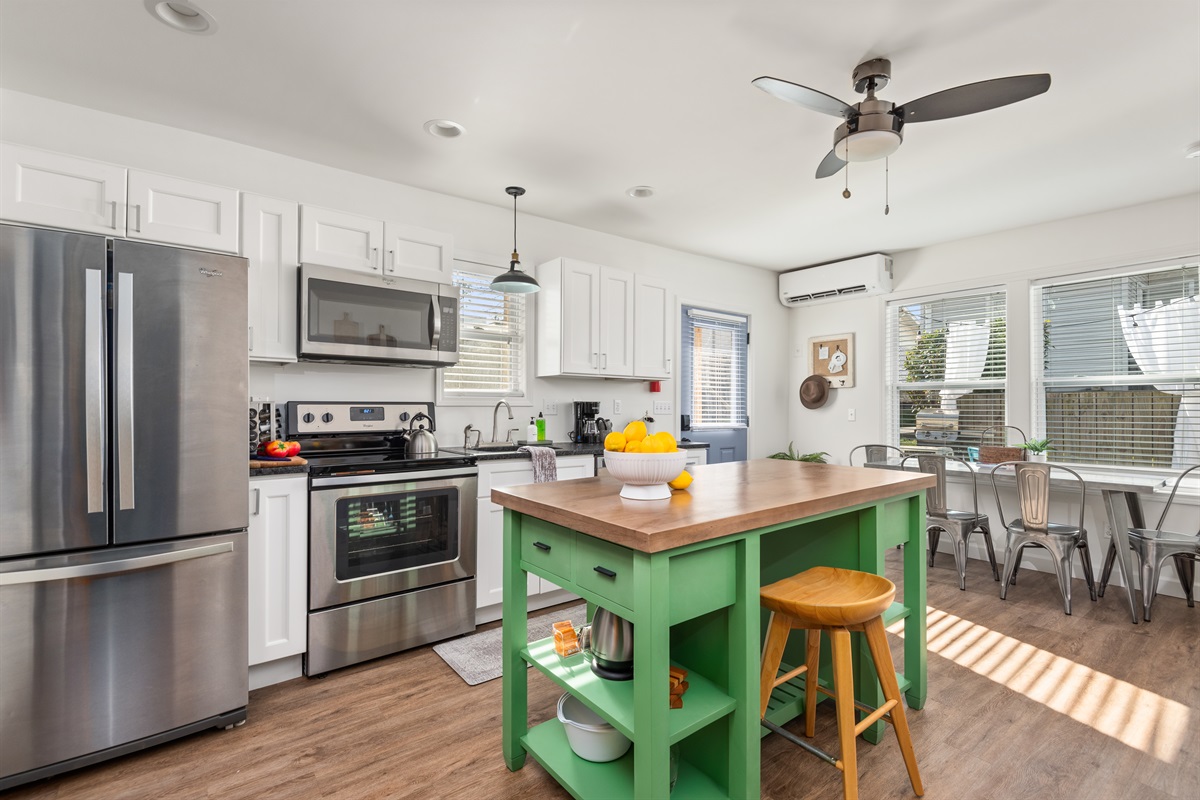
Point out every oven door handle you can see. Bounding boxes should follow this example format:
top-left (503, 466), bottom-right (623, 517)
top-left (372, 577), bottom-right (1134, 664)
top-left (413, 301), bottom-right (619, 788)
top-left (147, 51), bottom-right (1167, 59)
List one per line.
top-left (310, 467), bottom-right (478, 488)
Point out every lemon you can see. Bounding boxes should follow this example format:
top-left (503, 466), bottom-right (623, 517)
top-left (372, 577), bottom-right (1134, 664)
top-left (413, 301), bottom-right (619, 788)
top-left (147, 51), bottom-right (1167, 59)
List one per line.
top-left (668, 470), bottom-right (693, 490)
top-left (653, 431), bottom-right (677, 452)
top-left (641, 437), bottom-right (665, 453)
top-left (624, 440), bottom-right (641, 452)
top-left (622, 420), bottom-right (648, 443)
top-left (604, 431), bottom-right (626, 452)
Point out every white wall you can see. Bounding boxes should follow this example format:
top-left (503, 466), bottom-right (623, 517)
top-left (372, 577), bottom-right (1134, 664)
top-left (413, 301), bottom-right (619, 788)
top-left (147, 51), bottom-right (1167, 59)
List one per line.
top-left (1, 89), bottom-right (789, 455)
top-left (786, 193), bottom-right (1200, 599)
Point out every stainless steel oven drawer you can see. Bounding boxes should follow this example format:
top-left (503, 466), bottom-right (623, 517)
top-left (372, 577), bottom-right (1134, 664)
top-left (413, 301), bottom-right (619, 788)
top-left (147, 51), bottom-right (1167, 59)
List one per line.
top-left (305, 580), bottom-right (476, 675)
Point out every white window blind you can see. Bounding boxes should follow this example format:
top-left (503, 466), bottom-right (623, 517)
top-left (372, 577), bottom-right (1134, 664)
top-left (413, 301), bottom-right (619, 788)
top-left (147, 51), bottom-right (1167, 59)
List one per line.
top-left (1035, 262), bottom-right (1199, 468)
top-left (680, 307), bottom-right (748, 428)
top-left (886, 289), bottom-right (1007, 457)
top-left (441, 268), bottom-right (526, 398)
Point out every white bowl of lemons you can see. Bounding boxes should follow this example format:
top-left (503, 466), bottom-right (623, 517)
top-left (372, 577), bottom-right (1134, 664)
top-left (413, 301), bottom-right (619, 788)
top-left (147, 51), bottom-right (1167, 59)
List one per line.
top-left (603, 423), bottom-right (693, 500)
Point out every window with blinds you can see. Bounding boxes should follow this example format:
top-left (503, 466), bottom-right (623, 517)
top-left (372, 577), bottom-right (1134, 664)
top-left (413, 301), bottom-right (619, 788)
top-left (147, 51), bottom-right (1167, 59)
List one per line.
top-left (1035, 262), bottom-right (1199, 468)
top-left (441, 268), bottom-right (526, 398)
top-left (886, 289), bottom-right (1007, 458)
top-left (680, 307), bottom-right (748, 428)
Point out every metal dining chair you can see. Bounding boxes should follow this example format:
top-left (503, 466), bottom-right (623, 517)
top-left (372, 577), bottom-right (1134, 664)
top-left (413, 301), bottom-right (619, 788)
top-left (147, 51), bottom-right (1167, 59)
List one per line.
top-left (848, 444), bottom-right (904, 467)
top-left (990, 461), bottom-right (1097, 615)
top-left (1126, 464), bottom-right (1200, 621)
top-left (905, 453), bottom-right (999, 590)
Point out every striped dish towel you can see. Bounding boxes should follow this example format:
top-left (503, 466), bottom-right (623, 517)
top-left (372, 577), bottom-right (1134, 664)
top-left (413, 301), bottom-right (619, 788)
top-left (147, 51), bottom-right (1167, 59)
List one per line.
top-left (517, 446), bottom-right (558, 483)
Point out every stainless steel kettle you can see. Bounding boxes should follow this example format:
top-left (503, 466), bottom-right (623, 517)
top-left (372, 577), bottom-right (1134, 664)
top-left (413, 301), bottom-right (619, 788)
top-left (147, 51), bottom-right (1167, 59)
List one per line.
top-left (407, 412), bottom-right (438, 456)
top-left (584, 606), bottom-right (634, 681)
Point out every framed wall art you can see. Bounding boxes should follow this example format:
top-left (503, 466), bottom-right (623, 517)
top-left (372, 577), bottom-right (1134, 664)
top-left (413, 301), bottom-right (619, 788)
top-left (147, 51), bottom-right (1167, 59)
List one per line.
top-left (808, 333), bottom-right (855, 389)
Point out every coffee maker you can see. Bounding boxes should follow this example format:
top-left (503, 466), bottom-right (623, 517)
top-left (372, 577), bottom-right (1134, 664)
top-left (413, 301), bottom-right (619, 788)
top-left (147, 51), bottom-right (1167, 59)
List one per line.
top-left (573, 400), bottom-right (601, 444)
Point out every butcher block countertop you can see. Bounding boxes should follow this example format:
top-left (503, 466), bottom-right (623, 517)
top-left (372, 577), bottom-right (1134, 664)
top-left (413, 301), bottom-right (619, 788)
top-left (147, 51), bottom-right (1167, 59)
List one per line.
top-left (491, 458), bottom-right (935, 553)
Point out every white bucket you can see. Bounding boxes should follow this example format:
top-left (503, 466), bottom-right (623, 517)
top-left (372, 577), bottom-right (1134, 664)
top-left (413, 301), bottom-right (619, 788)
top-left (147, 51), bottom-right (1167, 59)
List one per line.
top-left (556, 692), bottom-right (632, 763)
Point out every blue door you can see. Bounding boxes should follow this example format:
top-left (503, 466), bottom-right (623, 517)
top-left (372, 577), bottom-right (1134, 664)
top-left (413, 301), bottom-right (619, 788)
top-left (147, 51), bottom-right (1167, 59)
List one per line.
top-left (680, 306), bottom-right (749, 463)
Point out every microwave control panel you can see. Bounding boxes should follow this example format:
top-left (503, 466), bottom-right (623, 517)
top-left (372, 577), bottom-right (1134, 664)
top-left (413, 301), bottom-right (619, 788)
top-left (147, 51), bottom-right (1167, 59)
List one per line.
top-left (437, 298), bottom-right (458, 352)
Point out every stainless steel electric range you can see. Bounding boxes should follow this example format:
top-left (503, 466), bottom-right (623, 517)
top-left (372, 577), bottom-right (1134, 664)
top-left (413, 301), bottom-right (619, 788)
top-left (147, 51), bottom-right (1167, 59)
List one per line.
top-left (285, 401), bottom-right (477, 676)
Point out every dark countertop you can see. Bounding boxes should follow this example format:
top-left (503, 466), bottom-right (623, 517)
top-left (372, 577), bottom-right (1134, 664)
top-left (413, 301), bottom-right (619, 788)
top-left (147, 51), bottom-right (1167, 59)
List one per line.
top-left (441, 440), bottom-right (709, 462)
top-left (249, 465), bottom-right (309, 477)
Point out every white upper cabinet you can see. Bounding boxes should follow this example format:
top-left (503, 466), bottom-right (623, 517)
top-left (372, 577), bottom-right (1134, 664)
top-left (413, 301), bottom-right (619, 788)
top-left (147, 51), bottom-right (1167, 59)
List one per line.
top-left (300, 207), bottom-right (454, 282)
top-left (382, 221), bottom-right (453, 282)
top-left (633, 275), bottom-right (673, 379)
top-left (0, 143), bottom-right (127, 236)
top-left (537, 257), bottom-right (655, 379)
top-left (0, 143), bottom-right (238, 252)
top-left (242, 194), bottom-right (300, 362)
top-left (126, 170), bottom-right (239, 253)
top-left (299, 205), bottom-right (383, 273)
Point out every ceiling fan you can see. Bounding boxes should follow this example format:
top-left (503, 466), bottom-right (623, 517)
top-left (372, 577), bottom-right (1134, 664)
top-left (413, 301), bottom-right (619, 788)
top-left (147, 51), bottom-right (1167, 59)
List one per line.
top-left (753, 59), bottom-right (1051, 179)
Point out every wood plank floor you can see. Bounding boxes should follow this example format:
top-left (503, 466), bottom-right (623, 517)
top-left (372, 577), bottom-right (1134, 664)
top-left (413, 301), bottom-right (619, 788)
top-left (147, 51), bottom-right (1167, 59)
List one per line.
top-left (8, 552), bottom-right (1198, 800)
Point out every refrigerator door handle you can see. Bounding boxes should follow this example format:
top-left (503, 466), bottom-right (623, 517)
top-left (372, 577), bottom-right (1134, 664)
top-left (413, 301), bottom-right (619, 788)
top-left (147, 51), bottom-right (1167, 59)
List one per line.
top-left (116, 271), bottom-right (136, 510)
top-left (85, 268), bottom-right (105, 513)
top-left (0, 541), bottom-right (234, 586)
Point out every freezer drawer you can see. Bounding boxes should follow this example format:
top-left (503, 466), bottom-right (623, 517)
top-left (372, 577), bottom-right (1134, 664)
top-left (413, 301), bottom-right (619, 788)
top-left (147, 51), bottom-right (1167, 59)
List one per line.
top-left (0, 532), bottom-right (249, 784)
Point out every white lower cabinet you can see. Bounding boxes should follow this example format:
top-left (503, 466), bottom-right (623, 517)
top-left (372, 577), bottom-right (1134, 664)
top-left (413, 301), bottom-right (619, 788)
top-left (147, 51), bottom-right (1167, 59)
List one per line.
top-left (475, 455), bottom-right (594, 620)
top-left (248, 474), bottom-right (308, 669)
top-left (684, 447), bottom-right (708, 469)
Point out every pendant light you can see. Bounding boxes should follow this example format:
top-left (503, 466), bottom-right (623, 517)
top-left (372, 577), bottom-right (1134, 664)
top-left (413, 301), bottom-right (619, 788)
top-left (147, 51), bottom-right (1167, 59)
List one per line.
top-left (490, 186), bottom-right (540, 293)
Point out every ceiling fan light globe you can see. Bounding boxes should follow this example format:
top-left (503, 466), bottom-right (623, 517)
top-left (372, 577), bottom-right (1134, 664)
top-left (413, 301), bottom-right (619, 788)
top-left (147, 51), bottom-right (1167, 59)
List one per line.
top-left (834, 129), bottom-right (902, 162)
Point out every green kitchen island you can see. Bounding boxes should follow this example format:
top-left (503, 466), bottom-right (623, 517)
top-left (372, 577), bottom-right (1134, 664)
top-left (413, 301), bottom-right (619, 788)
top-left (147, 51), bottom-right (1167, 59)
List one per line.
top-left (494, 458), bottom-right (935, 800)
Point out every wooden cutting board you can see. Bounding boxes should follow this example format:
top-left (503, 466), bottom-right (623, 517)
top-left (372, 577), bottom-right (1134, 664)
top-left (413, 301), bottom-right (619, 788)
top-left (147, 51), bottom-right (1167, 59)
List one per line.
top-left (249, 456), bottom-right (308, 468)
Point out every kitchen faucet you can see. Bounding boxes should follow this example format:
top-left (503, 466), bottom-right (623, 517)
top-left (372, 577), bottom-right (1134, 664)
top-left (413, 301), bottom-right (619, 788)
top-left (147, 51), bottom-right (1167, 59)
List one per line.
top-left (491, 400), bottom-right (513, 444)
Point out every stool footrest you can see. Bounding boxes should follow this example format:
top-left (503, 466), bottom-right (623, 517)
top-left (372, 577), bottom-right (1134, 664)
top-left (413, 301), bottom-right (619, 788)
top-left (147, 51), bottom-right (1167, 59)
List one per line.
top-left (761, 718), bottom-right (841, 769)
top-left (853, 699), bottom-right (898, 737)
top-left (813, 683), bottom-right (883, 720)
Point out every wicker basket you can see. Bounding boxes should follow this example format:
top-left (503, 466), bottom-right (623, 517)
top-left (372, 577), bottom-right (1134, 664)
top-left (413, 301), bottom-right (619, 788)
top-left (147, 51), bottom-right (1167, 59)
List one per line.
top-left (976, 445), bottom-right (1025, 464)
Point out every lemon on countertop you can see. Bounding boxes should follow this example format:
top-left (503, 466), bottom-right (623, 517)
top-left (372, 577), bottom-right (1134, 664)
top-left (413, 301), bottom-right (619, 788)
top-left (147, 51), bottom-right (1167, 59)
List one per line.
top-left (668, 470), bottom-right (693, 490)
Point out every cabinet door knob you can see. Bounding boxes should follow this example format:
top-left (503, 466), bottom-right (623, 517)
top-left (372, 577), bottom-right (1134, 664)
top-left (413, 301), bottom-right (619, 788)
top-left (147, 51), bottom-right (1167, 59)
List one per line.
top-left (593, 565), bottom-right (616, 578)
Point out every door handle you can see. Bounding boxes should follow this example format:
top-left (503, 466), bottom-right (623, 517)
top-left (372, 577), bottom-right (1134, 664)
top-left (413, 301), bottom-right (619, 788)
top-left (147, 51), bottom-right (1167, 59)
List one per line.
top-left (85, 268), bottom-right (105, 513)
top-left (248, 325), bottom-right (254, 352)
top-left (253, 487), bottom-right (261, 516)
top-left (371, 246), bottom-right (379, 270)
top-left (430, 296), bottom-right (442, 350)
top-left (130, 204), bottom-right (142, 232)
top-left (602, 353), bottom-right (608, 369)
top-left (109, 200), bottom-right (119, 230)
top-left (387, 249), bottom-right (395, 271)
top-left (0, 542), bottom-right (234, 586)
top-left (532, 541), bottom-right (551, 552)
top-left (593, 565), bottom-right (617, 578)
top-left (116, 272), bottom-right (136, 510)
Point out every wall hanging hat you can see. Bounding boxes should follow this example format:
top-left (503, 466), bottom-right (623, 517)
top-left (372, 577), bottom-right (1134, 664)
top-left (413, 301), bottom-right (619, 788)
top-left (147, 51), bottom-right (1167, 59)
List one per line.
top-left (800, 375), bottom-right (830, 409)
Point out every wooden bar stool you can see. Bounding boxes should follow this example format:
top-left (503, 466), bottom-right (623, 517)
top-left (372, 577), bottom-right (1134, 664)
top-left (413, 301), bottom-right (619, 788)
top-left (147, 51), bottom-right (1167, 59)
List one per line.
top-left (759, 566), bottom-right (923, 800)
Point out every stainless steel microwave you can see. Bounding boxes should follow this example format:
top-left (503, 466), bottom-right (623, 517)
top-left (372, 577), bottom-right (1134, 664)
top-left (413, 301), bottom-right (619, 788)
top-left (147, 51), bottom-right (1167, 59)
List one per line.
top-left (298, 263), bottom-right (459, 367)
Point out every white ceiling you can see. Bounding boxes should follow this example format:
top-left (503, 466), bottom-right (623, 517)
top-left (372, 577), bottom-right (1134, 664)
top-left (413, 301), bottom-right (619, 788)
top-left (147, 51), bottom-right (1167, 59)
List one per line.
top-left (2, 1), bottom-right (1197, 270)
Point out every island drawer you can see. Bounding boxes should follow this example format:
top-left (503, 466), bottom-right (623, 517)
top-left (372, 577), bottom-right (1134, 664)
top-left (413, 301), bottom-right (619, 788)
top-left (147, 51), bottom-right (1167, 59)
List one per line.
top-left (520, 519), bottom-right (574, 582)
top-left (573, 535), bottom-right (635, 611)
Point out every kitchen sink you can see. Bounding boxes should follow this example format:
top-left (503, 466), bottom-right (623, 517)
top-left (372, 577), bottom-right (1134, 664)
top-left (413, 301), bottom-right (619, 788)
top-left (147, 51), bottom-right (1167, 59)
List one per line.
top-left (474, 442), bottom-right (521, 452)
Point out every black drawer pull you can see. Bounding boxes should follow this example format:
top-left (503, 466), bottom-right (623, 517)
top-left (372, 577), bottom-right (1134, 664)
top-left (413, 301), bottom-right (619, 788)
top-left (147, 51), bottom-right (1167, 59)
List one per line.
top-left (593, 565), bottom-right (617, 578)
top-left (532, 541), bottom-right (552, 552)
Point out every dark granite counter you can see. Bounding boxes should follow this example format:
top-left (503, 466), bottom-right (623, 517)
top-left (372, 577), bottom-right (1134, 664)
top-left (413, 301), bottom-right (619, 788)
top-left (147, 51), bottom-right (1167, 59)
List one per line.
top-left (441, 440), bottom-right (708, 462)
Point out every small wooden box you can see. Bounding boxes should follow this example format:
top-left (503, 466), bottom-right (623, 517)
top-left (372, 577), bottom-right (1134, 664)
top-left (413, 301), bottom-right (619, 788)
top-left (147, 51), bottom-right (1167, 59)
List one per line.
top-left (977, 446), bottom-right (1024, 464)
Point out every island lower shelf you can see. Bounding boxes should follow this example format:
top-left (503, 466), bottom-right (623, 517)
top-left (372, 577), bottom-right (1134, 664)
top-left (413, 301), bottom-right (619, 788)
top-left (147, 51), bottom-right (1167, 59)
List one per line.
top-left (522, 636), bottom-right (737, 744)
top-left (522, 718), bottom-right (730, 800)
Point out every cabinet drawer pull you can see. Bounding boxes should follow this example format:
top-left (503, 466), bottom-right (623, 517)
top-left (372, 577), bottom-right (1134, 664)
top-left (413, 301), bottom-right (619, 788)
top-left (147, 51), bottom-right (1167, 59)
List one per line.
top-left (532, 541), bottom-right (552, 552)
top-left (593, 565), bottom-right (617, 578)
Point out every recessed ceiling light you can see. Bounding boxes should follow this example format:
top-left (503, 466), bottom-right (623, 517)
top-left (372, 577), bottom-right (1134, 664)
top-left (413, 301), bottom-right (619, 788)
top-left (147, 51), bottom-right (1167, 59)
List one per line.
top-left (1186, 141), bottom-right (1200, 159)
top-left (144, 0), bottom-right (217, 34)
top-left (626, 186), bottom-right (655, 199)
top-left (424, 120), bottom-right (466, 139)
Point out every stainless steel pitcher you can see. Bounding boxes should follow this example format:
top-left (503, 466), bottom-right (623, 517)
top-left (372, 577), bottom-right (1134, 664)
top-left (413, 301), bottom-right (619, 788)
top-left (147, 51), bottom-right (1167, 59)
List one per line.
top-left (583, 606), bottom-right (633, 681)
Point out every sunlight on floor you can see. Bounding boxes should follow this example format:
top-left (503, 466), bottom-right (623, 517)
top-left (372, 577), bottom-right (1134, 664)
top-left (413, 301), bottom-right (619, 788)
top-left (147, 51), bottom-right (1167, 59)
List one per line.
top-left (887, 607), bottom-right (1189, 762)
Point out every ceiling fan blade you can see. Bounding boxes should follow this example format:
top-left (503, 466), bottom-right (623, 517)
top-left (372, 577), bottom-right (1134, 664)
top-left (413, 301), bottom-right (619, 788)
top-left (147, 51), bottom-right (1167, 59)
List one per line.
top-left (815, 149), bottom-right (847, 179)
top-left (752, 76), bottom-right (856, 119)
top-left (896, 74), bottom-right (1051, 123)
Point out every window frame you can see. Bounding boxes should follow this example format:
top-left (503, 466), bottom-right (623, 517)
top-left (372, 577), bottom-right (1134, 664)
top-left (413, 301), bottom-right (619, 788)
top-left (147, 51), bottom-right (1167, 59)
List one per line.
top-left (680, 306), bottom-right (750, 430)
top-left (436, 252), bottom-right (534, 409)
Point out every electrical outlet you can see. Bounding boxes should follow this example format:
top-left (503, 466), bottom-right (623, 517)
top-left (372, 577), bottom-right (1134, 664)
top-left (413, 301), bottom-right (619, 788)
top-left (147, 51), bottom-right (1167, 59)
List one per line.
top-left (543, 400), bottom-right (557, 415)
top-left (613, 399), bottom-right (622, 415)
top-left (848, 408), bottom-right (856, 422)
top-left (653, 400), bottom-right (671, 414)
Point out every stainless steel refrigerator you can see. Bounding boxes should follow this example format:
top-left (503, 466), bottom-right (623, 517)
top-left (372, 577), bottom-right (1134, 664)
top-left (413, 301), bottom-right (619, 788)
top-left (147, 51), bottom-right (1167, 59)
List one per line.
top-left (0, 224), bottom-right (250, 790)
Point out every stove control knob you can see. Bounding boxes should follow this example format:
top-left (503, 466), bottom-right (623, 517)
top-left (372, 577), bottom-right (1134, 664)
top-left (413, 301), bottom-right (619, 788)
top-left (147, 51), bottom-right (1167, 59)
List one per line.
top-left (321, 412), bottom-right (334, 424)
top-left (398, 412), bottom-right (410, 422)
top-left (302, 413), bottom-right (315, 424)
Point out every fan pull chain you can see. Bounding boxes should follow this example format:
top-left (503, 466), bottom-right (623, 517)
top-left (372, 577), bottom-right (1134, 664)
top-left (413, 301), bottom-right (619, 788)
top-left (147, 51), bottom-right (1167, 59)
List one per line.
top-left (884, 157), bottom-right (890, 215)
top-left (842, 143), bottom-right (851, 199)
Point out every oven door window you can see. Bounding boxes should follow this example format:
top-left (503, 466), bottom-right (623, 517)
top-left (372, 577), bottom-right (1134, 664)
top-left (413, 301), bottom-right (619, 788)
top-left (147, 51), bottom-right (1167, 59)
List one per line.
top-left (308, 278), bottom-right (432, 352)
top-left (335, 488), bottom-right (458, 579)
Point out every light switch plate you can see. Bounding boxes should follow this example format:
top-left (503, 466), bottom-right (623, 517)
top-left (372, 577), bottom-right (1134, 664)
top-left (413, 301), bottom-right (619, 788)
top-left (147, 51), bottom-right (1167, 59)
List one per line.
top-left (613, 399), bottom-right (622, 415)
top-left (543, 401), bottom-right (558, 415)
top-left (653, 400), bottom-right (671, 414)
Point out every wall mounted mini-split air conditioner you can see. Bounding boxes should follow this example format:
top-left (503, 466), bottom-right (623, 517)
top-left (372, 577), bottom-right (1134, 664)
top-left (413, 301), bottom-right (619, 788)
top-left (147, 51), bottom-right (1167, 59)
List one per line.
top-left (778, 253), bottom-right (893, 307)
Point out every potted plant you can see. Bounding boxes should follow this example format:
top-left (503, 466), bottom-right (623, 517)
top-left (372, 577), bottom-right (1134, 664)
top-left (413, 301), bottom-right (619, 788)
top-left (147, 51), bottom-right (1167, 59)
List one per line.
top-left (768, 442), bottom-right (830, 463)
top-left (1018, 438), bottom-right (1052, 463)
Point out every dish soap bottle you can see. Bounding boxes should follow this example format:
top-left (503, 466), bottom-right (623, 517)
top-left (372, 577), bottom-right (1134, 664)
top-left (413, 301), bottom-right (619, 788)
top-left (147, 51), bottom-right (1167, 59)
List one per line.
top-left (527, 417), bottom-right (538, 443)
top-left (536, 412), bottom-right (546, 441)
